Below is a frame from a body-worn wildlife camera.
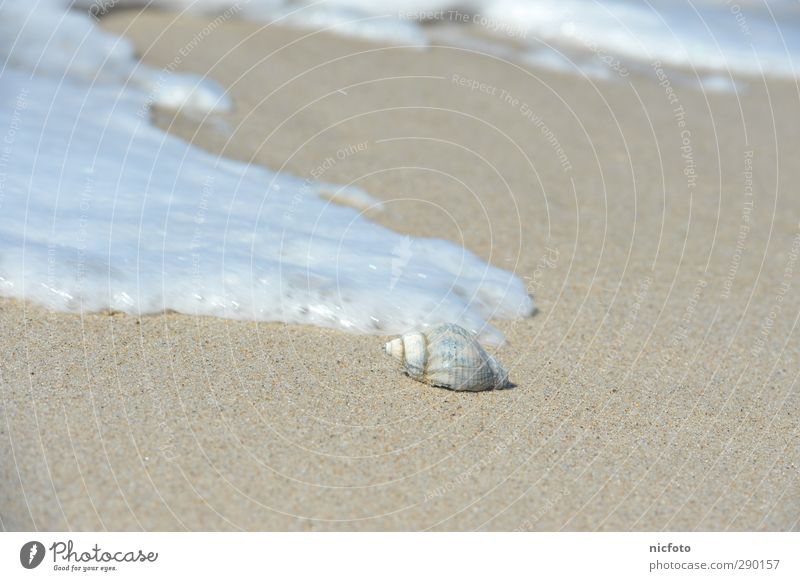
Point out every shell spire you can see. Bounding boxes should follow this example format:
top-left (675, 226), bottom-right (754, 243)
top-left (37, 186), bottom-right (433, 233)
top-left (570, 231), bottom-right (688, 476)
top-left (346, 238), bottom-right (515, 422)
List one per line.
top-left (385, 337), bottom-right (404, 361)
top-left (383, 324), bottom-right (511, 391)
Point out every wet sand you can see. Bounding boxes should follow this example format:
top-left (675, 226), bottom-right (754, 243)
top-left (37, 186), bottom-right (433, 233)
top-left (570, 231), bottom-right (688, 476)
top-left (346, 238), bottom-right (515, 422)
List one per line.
top-left (1, 9), bottom-right (798, 530)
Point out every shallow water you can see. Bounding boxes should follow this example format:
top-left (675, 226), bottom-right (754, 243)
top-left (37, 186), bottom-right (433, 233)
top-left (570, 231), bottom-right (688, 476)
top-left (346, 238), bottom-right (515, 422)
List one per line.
top-left (0, 0), bottom-right (533, 343)
top-left (3, 0), bottom-right (794, 342)
top-left (102, 0), bottom-right (800, 83)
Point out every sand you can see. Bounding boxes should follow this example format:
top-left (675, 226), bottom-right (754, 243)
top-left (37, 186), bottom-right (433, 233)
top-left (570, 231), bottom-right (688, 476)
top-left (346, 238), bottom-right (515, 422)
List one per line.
top-left (1, 9), bottom-right (798, 531)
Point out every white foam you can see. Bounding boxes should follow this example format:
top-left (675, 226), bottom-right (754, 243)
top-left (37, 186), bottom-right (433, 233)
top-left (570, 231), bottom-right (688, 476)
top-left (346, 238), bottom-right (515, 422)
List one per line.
top-left (243, 3), bottom-right (429, 45)
top-left (0, 0), bottom-right (533, 343)
top-left (522, 48), bottom-right (615, 81)
top-left (2, 0), bottom-right (232, 113)
top-left (68, 1), bottom-right (800, 83)
top-left (482, 0), bottom-right (800, 80)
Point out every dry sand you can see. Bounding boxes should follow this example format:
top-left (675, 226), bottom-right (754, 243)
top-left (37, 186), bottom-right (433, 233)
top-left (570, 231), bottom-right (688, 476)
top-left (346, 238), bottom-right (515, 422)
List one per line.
top-left (1, 10), bottom-right (799, 531)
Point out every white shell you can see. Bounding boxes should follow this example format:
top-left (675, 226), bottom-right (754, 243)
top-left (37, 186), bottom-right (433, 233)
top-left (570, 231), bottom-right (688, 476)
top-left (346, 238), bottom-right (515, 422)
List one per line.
top-left (384, 324), bottom-right (510, 391)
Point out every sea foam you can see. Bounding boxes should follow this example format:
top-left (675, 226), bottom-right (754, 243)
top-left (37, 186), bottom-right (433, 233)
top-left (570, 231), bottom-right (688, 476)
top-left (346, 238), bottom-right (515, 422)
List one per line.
top-left (119, 0), bottom-right (800, 85)
top-left (0, 0), bottom-right (533, 343)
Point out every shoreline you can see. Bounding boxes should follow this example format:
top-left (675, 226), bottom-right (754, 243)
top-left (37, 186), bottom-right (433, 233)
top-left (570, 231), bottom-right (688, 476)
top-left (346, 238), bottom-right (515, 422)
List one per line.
top-left (1, 10), bottom-right (797, 531)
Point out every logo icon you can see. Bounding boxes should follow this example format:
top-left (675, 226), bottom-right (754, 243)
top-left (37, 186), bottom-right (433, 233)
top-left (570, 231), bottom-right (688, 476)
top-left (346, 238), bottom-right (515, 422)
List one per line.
top-left (20, 541), bottom-right (45, 569)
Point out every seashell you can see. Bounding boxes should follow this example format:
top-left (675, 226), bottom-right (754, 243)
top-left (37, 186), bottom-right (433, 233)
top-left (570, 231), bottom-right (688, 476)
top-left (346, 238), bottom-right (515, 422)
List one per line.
top-left (384, 323), bottom-right (510, 391)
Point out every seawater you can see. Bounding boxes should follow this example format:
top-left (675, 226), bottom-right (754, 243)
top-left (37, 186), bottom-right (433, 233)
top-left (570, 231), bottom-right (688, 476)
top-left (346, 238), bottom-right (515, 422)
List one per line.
top-left (7, 0), bottom-right (792, 341)
top-left (82, 0), bottom-right (800, 84)
top-left (0, 0), bottom-right (534, 344)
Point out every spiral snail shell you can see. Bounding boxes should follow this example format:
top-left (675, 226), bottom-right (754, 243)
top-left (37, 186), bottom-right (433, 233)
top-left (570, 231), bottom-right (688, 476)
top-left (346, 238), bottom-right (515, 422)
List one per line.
top-left (384, 323), bottom-right (510, 391)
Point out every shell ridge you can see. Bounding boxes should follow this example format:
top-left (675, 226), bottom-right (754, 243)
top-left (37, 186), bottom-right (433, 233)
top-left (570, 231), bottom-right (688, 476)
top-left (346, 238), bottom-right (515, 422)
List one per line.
top-left (384, 324), bottom-right (510, 391)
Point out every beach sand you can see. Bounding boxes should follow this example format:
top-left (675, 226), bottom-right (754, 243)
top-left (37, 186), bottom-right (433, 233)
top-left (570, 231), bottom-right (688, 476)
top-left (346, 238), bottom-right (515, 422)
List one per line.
top-left (1, 9), bottom-right (798, 531)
